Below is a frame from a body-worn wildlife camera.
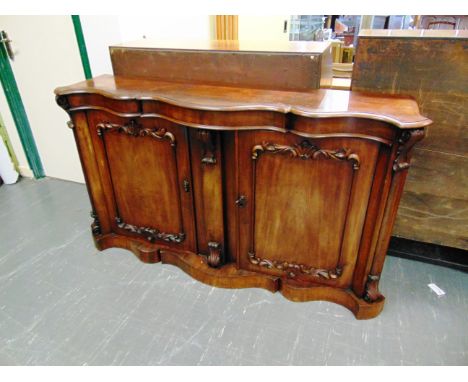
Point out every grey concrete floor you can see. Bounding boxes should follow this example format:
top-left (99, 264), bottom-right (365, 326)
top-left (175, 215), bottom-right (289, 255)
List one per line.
top-left (0, 177), bottom-right (467, 365)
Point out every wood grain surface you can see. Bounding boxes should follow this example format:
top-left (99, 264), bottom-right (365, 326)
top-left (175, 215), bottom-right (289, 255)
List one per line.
top-left (110, 39), bottom-right (333, 91)
top-left (56, 75), bottom-right (431, 129)
top-left (352, 33), bottom-right (468, 249)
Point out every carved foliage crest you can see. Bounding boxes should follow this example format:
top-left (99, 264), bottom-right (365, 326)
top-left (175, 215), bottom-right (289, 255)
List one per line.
top-left (97, 120), bottom-right (176, 146)
top-left (252, 140), bottom-right (360, 170)
top-left (393, 128), bottom-right (425, 172)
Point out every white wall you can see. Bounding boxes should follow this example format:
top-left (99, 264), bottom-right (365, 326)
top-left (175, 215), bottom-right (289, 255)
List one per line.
top-left (81, 15), bottom-right (212, 76)
top-left (0, 16), bottom-right (85, 182)
top-left (79, 16), bottom-right (122, 76)
top-left (238, 16), bottom-right (290, 41)
top-left (118, 15), bottom-right (212, 41)
top-left (0, 89), bottom-right (29, 176)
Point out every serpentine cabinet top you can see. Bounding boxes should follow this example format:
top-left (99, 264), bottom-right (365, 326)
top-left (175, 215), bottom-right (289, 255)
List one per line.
top-left (55, 74), bottom-right (432, 129)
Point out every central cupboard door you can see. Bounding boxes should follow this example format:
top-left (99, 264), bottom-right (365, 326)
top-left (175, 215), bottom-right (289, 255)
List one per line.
top-left (88, 111), bottom-right (196, 251)
top-left (237, 130), bottom-right (380, 287)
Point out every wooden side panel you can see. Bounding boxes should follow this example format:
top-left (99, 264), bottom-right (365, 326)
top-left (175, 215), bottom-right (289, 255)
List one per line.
top-left (353, 37), bottom-right (467, 155)
top-left (395, 148), bottom-right (468, 249)
top-left (352, 36), bottom-right (468, 249)
top-left (110, 48), bottom-right (325, 91)
top-left (352, 147), bottom-right (393, 296)
top-left (70, 111), bottom-right (112, 234)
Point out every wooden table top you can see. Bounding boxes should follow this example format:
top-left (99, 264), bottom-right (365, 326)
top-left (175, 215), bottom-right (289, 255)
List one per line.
top-left (55, 75), bottom-right (432, 129)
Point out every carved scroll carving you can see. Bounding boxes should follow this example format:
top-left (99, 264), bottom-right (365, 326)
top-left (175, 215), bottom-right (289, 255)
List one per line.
top-left (97, 120), bottom-right (176, 146)
top-left (252, 140), bottom-right (360, 170)
top-left (55, 95), bottom-right (70, 110)
top-left (115, 217), bottom-right (185, 244)
top-left (205, 242), bottom-right (223, 268)
top-left (248, 252), bottom-right (342, 280)
top-left (90, 210), bottom-right (101, 236)
top-left (197, 130), bottom-right (217, 164)
top-left (393, 128), bottom-right (425, 172)
top-left (364, 274), bottom-right (384, 303)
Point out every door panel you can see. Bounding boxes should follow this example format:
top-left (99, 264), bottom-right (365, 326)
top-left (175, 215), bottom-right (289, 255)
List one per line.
top-left (238, 130), bottom-right (379, 287)
top-left (104, 121), bottom-right (181, 233)
top-left (87, 111), bottom-right (196, 250)
top-left (254, 153), bottom-right (353, 270)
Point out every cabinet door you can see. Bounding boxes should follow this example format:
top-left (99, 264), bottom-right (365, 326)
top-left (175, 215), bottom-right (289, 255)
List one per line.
top-left (87, 111), bottom-right (196, 251)
top-left (237, 130), bottom-right (380, 288)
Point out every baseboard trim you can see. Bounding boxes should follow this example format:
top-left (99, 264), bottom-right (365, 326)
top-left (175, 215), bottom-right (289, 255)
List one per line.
top-left (18, 165), bottom-right (34, 178)
top-left (388, 236), bottom-right (468, 273)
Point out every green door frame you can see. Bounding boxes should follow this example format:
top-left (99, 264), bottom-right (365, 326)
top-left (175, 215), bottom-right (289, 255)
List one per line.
top-left (0, 17), bottom-right (91, 179)
top-left (0, 31), bottom-right (45, 178)
top-left (72, 15), bottom-right (93, 80)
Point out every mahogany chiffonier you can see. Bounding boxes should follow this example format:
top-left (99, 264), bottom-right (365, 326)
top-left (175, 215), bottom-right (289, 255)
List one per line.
top-left (55, 44), bottom-right (430, 319)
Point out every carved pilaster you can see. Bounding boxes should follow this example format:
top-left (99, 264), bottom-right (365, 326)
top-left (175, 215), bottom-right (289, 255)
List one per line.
top-left (206, 241), bottom-right (223, 268)
top-left (55, 95), bottom-right (70, 111)
top-left (90, 210), bottom-right (101, 236)
top-left (393, 128), bottom-right (425, 172)
top-left (364, 274), bottom-right (384, 303)
top-left (197, 130), bottom-right (217, 164)
top-left (252, 140), bottom-right (360, 170)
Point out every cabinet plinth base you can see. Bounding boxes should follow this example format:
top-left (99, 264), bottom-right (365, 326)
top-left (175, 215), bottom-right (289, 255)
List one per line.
top-left (280, 282), bottom-right (385, 319)
top-left (93, 232), bottom-right (385, 319)
top-left (94, 233), bottom-right (161, 263)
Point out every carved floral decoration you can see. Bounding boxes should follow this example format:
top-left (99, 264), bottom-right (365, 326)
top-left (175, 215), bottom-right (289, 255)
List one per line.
top-left (115, 217), bottom-right (185, 244)
top-left (97, 120), bottom-right (176, 146)
top-left (248, 252), bottom-right (342, 280)
top-left (252, 140), bottom-right (360, 170)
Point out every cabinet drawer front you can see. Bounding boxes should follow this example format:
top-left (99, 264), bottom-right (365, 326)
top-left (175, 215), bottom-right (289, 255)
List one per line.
top-left (237, 131), bottom-right (380, 287)
top-left (87, 111), bottom-right (196, 250)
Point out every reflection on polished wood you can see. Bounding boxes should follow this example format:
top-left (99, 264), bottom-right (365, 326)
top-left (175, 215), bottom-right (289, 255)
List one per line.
top-left (57, 75), bottom-right (431, 129)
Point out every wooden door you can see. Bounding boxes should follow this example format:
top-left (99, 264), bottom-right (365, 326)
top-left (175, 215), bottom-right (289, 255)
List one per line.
top-left (87, 111), bottom-right (196, 251)
top-left (237, 130), bottom-right (380, 288)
